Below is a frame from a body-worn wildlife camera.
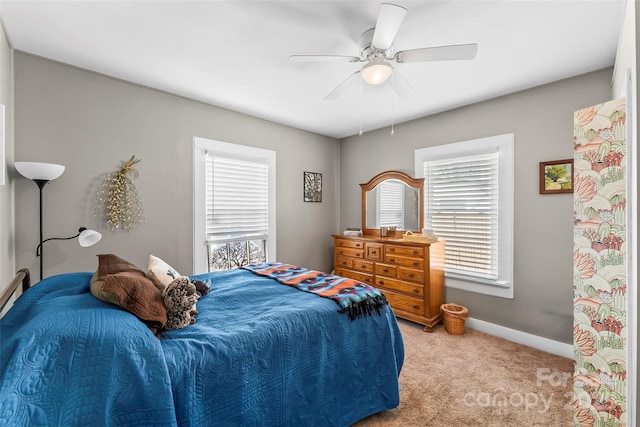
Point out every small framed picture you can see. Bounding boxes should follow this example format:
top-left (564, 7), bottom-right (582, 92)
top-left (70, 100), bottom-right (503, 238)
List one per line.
top-left (303, 171), bottom-right (322, 202)
top-left (539, 159), bottom-right (573, 194)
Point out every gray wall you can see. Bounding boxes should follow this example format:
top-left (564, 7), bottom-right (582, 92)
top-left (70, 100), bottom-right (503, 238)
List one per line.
top-left (14, 53), bottom-right (339, 278)
top-left (339, 68), bottom-right (614, 344)
top-left (0, 16), bottom-right (15, 292)
top-left (5, 53), bottom-right (622, 346)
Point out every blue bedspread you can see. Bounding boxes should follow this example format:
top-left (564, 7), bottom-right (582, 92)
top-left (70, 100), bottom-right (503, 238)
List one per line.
top-left (0, 269), bottom-right (403, 426)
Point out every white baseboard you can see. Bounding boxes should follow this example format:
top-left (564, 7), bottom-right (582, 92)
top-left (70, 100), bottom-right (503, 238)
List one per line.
top-left (465, 317), bottom-right (573, 359)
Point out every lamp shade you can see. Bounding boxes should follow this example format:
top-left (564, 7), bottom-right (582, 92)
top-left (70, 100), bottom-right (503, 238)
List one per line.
top-left (361, 60), bottom-right (392, 85)
top-left (78, 229), bottom-right (102, 247)
top-left (15, 162), bottom-right (65, 181)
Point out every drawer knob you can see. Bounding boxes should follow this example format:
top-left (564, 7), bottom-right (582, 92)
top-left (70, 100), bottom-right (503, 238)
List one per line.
top-left (412, 305), bottom-right (419, 310)
top-left (408, 273), bottom-right (414, 278)
top-left (378, 280), bottom-right (384, 285)
top-left (389, 248), bottom-right (395, 252)
top-left (412, 288), bottom-right (418, 293)
top-left (382, 268), bottom-right (388, 272)
top-left (413, 261), bottom-right (419, 266)
top-left (388, 258), bottom-right (395, 263)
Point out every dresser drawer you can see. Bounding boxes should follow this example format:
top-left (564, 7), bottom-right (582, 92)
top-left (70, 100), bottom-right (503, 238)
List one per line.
top-left (397, 267), bottom-right (424, 283)
top-left (385, 244), bottom-right (424, 258)
top-left (333, 232), bottom-right (444, 330)
top-left (375, 263), bottom-right (397, 277)
top-left (382, 290), bottom-right (424, 315)
top-left (335, 239), bottom-right (364, 249)
top-left (335, 256), bottom-right (353, 269)
top-left (352, 259), bottom-right (374, 273)
top-left (336, 268), bottom-right (374, 286)
top-left (365, 243), bottom-right (384, 261)
top-left (385, 255), bottom-right (424, 269)
top-left (335, 247), bottom-right (364, 258)
top-left (375, 277), bottom-right (423, 297)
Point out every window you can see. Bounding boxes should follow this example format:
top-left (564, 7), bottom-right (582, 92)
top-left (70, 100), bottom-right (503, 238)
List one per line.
top-left (415, 133), bottom-right (514, 298)
top-left (193, 137), bottom-right (276, 274)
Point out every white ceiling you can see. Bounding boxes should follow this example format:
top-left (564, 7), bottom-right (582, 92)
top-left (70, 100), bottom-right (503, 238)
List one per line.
top-left (0, 0), bottom-right (626, 139)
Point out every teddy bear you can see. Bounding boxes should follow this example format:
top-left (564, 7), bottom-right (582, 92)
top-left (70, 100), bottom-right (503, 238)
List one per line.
top-left (186, 279), bottom-right (210, 317)
top-left (162, 277), bottom-right (199, 331)
top-left (192, 279), bottom-right (211, 299)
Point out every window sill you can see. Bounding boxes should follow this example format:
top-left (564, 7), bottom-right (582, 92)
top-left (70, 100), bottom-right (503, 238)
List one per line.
top-left (444, 273), bottom-right (513, 299)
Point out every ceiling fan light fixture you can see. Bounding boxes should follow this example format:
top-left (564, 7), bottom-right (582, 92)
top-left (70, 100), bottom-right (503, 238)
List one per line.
top-left (361, 61), bottom-right (392, 85)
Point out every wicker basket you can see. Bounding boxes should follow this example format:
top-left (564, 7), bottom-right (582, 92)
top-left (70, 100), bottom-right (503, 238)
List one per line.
top-left (441, 303), bottom-right (469, 335)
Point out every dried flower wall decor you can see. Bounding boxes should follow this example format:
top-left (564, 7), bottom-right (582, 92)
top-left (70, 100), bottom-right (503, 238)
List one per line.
top-left (94, 155), bottom-right (145, 231)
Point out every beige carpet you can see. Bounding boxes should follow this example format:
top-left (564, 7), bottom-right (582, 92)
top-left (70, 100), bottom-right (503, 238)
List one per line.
top-left (354, 319), bottom-right (573, 427)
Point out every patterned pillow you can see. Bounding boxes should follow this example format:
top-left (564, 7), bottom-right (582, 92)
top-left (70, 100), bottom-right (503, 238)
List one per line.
top-left (147, 255), bottom-right (181, 292)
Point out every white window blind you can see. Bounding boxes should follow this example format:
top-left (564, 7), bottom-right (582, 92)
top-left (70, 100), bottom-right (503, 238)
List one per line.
top-left (378, 180), bottom-right (405, 228)
top-left (194, 137), bottom-right (276, 274)
top-left (205, 153), bottom-right (269, 241)
top-left (424, 152), bottom-right (499, 280)
top-left (416, 133), bottom-right (513, 299)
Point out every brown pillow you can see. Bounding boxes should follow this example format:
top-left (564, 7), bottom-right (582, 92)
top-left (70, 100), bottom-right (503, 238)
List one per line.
top-left (90, 254), bottom-right (167, 334)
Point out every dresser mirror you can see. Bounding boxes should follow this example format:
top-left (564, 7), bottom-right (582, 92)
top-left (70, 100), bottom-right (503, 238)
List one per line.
top-left (360, 170), bottom-right (424, 236)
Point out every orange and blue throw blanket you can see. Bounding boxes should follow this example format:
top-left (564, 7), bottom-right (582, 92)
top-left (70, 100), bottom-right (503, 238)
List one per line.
top-left (241, 262), bottom-right (388, 320)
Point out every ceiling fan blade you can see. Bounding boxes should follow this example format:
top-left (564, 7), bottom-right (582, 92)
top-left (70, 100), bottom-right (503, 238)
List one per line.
top-left (371, 3), bottom-right (407, 51)
top-left (325, 71), bottom-right (361, 100)
top-left (289, 54), bottom-right (360, 62)
top-left (395, 43), bottom-right (478, 63)
top-left (391, 68), bottom-right (418, 99)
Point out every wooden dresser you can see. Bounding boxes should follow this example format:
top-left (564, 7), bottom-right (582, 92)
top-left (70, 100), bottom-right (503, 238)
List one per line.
top-left (332, 234), bottom-right (445, 331)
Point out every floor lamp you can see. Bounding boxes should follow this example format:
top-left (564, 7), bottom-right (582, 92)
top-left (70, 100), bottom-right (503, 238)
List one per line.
top-left (15, 162), bottom-right (102, 280)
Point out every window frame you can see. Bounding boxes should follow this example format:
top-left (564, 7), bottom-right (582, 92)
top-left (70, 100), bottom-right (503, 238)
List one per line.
top-left (415, 133), bottom-right (514, 299)
top-left (193, 137), bottom-right (276, 274)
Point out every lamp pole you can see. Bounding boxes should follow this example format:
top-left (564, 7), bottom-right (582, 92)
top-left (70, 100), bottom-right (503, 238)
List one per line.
top-left (34, 179), bottom-right (50, 281)
top-left (14, 162), bottom-right (66, 281)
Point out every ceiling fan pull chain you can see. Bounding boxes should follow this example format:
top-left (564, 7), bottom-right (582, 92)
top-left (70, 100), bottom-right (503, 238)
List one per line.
top-left (390, 72), bottom-right (395, 136)
top-left (359, 78), bottom-right (364, 136)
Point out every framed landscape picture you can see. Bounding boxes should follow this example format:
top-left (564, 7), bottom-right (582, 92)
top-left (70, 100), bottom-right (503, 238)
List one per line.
top-left (540, 159), bottom-right (573, 194)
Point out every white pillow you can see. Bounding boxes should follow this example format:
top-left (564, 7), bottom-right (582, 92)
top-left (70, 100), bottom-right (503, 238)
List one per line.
top-left (147, 255), bottom-right (181, 292)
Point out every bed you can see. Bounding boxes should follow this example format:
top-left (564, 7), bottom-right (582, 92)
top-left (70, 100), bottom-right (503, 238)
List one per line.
top-left (0, 262), bottom-right (404, 426)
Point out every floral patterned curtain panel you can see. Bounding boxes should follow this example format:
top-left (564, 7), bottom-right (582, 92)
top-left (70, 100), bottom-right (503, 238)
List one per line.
top-left (573, 98), bottom-right (627, 426)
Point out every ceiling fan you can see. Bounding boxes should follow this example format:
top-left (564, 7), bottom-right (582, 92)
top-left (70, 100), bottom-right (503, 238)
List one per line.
top-left (289, 3), bottom-right (478, 100)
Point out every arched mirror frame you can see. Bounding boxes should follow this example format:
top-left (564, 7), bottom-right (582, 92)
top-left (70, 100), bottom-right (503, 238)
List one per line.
top-left (360, 170), bottom-right (424, 236)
